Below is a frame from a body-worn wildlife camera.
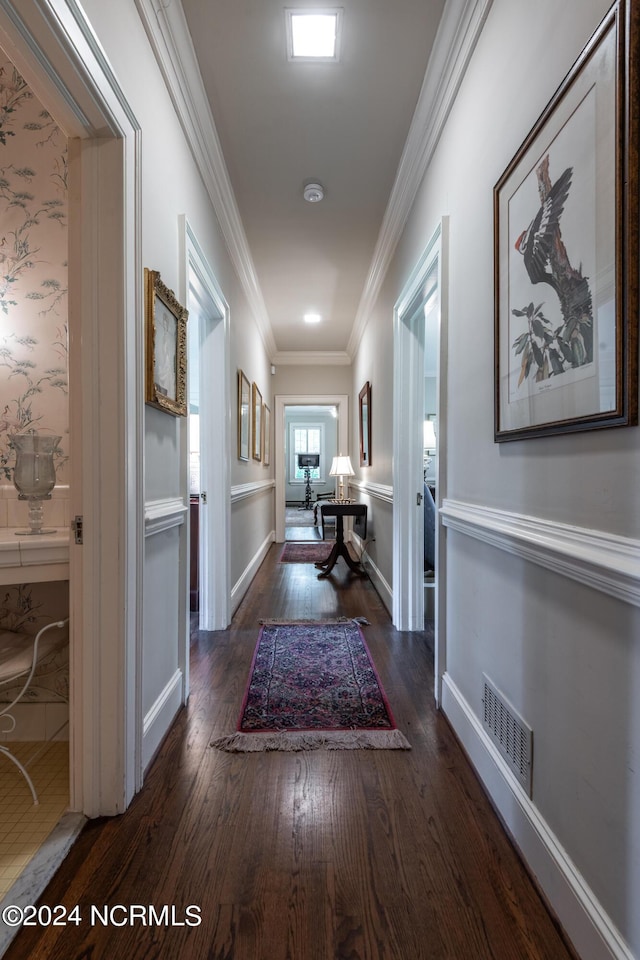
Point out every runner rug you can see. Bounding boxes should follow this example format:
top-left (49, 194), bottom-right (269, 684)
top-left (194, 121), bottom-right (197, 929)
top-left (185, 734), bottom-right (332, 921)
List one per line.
top-left (279, 542), bottom-right (332, 563)
top-left (211, 620), bottom-right (411, 752)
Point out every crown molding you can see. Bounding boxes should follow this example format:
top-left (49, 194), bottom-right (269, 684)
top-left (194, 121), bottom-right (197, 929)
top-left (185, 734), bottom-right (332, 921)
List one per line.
top-left (271, 350), bottom-right (351, 366)
top-left (134, 0), bottom-right (277, 358)
top-left (347, 0), bottom-right (493, 357)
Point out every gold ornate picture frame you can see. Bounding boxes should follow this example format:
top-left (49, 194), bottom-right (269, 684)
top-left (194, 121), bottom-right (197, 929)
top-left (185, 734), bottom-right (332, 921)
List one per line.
top-left (252, 382), bottom-right (263, 461)
top-left (238, 370), bottom-right (251, 461)
top-left (145, 268), bottom-right (188, 417)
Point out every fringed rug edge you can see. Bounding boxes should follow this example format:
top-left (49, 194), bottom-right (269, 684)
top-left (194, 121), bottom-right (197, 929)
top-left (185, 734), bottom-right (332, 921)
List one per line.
top-left (210, 729), bottom-right (411, 752)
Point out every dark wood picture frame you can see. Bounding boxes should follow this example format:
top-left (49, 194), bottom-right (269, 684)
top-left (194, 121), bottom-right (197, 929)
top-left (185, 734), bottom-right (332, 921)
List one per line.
top-left (144, 268), bottom-right (188, 417)
top-left (359, 381), bottom-right (372, 466)
top-left (494, 0), bottom-right (638, 441)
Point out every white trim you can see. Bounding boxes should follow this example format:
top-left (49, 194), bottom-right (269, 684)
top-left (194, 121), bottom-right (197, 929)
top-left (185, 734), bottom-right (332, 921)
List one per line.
top-left (347, 0), bottom-right (492, 356)
top-left (351, 530), bottom-right (392, 614)
top-left (442, 673), bottom-right (633, 960)
top-left (349, 479), bottom-right (393, 504)
top-left (271, 350), bottom-right (351, 366)
top-left (144, 498), bottom-right (188, 537)
top-left (230, 531), bottom-right (275, 615)
top-left (274, 395), bottom-right (349, 542)
top-left (231, 479), bottom-right (276, 504)
top-left (181, 217), bottom-right (231, 634)
top-left (141, 668), bottom-right (183, 772)
top-left (134, 0), bottom-right (276, 358)
top-left (440, 499), bottom-right (640, 609)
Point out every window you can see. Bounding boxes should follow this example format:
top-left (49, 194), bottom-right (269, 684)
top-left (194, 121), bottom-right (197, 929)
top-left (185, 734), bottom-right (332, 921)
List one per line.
top-left (289, 423), bottom-right (325, 481)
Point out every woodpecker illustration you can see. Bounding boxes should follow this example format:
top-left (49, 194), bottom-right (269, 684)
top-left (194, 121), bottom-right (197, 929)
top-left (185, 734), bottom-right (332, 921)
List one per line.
top-left (513, 157), bottom-right (593, 376)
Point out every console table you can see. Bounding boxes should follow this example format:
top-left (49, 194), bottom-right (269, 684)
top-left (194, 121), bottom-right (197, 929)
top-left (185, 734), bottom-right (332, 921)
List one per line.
top-left (315, 503), bottom-right (368, 579)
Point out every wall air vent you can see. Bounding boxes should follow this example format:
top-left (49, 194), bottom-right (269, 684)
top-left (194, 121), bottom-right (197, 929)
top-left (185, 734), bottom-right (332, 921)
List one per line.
top-left (482, 674), bottom-right (533, 797)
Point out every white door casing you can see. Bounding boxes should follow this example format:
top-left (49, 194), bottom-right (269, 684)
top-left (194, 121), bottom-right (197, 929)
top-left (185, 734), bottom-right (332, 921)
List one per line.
top-left (0, 0), bottom-right (143, 814)
top-left (180, 217), bottom-right (231, 635)
top-left (393, 218), bottom-right (448, 703)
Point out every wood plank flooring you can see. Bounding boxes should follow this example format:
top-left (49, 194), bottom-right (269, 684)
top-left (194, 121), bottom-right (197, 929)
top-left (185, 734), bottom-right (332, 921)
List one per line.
top-left (3, 545), bottom-right (578, 960)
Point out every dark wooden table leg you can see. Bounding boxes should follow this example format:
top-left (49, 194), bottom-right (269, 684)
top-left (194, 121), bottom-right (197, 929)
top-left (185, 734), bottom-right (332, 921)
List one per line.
top-left (315, 515), bottom-right (366, 578)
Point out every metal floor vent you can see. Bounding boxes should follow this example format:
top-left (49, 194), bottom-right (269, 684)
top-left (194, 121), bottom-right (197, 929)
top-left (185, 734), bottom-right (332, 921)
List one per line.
top-left (482, 674), bottom-right (533, 797)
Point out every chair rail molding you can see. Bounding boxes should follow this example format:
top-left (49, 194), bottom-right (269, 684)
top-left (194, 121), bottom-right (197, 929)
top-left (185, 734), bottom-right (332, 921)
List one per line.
top-left (349, 478), bottom-right (393, 504)
top-left (441, 499), bottom-right (640, 608)
top-left (231, 480), bottom-right (276, 504)
top-left (144, 497), bottom-right (188, 537)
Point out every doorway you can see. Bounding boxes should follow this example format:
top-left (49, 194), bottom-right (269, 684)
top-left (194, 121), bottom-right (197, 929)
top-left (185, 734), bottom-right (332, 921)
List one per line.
top-left (274, 395), bottom-right (349, 543)
top-left (393, 219), bottom-right (448, 703)
top-left (283, 404), bottom-right (339, 541)
top-left (182, 219), bottom-right (230, 636)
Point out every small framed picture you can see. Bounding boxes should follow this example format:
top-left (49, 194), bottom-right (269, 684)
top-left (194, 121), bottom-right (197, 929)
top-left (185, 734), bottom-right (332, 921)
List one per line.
top-left (145, 268), bottom-right (188, 417)
top-left (252, 383), bottom-right (262, 461)
top-left (359, 381), bottom-right (371, 466)
top-left (263, 403), bottom-right (271, 466)
top-left (238, 370), bottom-right (250, 461)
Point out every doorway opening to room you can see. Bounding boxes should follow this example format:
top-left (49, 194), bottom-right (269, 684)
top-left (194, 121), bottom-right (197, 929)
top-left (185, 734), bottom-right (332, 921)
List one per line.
top-left (393, 219), bottom-right (448, 703)
top-left (183, 220), bottom-right (230, 634)
top-left (274, 395), bottom-right (349, 543)
top-left (283, 405), bottom-right (339, 542)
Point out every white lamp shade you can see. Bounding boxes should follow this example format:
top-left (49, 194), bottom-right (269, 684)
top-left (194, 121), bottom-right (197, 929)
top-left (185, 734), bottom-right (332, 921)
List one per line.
top-left (423, 420), bottom-right (436, 450)
top-left (329, 455), bottom-right (355, 477)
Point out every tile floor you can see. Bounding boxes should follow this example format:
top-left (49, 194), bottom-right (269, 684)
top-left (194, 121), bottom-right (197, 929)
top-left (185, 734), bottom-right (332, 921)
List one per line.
top-left (0, 741), bottom-right (69, 900)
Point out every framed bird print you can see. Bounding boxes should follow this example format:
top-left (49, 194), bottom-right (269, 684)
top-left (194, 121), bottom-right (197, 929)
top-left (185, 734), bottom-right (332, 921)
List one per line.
top-left (494, 0), bottom-right (638, 441)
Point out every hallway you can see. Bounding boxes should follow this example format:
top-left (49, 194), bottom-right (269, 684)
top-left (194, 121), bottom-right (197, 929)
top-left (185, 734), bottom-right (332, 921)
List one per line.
top-left (4, 547), bottom-right (576, 960)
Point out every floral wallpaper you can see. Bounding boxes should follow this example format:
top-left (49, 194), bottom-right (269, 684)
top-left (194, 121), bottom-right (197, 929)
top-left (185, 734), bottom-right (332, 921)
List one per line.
top-left (0, 582), bottom-right (69, 704)
top-left (0, 53), bottom-right (68, 483)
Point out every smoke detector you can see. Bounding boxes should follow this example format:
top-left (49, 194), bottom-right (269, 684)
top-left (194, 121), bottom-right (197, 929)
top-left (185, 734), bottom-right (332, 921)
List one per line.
top-left (303, 182), bottom-right (324, 203)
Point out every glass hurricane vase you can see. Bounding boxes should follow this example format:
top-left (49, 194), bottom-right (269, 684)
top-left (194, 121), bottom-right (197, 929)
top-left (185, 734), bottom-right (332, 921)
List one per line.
top-left (12, 433), bottom-right (61, 536)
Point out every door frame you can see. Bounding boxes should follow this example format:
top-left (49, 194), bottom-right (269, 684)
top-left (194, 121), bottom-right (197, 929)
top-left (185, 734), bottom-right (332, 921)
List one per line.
top-left (274, 395), bottom-right (349, 543)
top-left (0, 0), bottom-right (144, 814)
top-left (180, 217), bottom-right (230, 637)
top-left (393, 218), bottom-right (448, 703)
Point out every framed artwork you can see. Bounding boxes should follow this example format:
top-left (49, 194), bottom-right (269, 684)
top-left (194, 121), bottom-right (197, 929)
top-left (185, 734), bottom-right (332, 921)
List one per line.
top-left (494, 1), bottom-right (638, 441)
top-left (252, 382), bottom-right (263, 461)
top-left (263, 403), bottom-right (271, 466)
top-left (358, 381), bottom-right (371, 466)
top-left (238, 370), bottom-right (250, 461)
top-left (144, 268), bottom-right (188, 417)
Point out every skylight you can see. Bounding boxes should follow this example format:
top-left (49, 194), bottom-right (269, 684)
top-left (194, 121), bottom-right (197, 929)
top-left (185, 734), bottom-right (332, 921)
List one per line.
top-left (286, 9), bottom-right (342, 62)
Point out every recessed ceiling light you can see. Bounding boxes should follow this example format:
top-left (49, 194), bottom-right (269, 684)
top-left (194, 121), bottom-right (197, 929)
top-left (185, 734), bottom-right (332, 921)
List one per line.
top-left (304, 313), bottom-right (322, 324)
top-left (286, 8), bottom-right (343, 62)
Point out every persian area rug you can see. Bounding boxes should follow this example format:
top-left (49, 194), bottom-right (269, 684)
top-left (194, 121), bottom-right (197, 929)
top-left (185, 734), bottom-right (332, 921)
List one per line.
top-left (279, 542), bottom-right (333, 563)
top-left (211, 620), bottom-right (411, 752)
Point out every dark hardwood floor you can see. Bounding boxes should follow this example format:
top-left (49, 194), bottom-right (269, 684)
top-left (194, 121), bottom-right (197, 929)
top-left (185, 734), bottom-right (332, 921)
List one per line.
top-left (4, 545), bottom-right (578, 960)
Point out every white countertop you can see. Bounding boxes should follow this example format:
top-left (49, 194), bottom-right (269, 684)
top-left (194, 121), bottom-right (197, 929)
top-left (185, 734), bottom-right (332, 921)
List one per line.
top-left (0, 527), bottom-right (70, 584)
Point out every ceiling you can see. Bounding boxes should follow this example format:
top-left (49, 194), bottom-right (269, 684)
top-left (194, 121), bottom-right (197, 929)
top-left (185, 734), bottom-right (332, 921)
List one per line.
top-left (180, 0), bottom-right (446, 357)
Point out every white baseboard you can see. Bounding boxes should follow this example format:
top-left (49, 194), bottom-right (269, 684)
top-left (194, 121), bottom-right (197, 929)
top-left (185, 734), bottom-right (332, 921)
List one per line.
top-left (441, 673), bottom-right (633, 960)
top-left (351, 532), bottom-right (392, 615)
top-left (142, 669), bottom-right (183, 772)
top-left (231, 531), bottom-right (275, 615)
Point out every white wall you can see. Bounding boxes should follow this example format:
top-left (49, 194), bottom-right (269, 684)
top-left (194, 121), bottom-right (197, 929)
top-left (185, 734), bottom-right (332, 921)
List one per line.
top-left (78, 0), bottom-right (274, 765)
top-left (353, 0), bottom-right (640, 956)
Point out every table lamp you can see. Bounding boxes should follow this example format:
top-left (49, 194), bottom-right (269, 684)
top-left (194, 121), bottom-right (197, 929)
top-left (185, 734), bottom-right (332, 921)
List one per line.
top-left (329, 454), bottom-right (354, 501)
